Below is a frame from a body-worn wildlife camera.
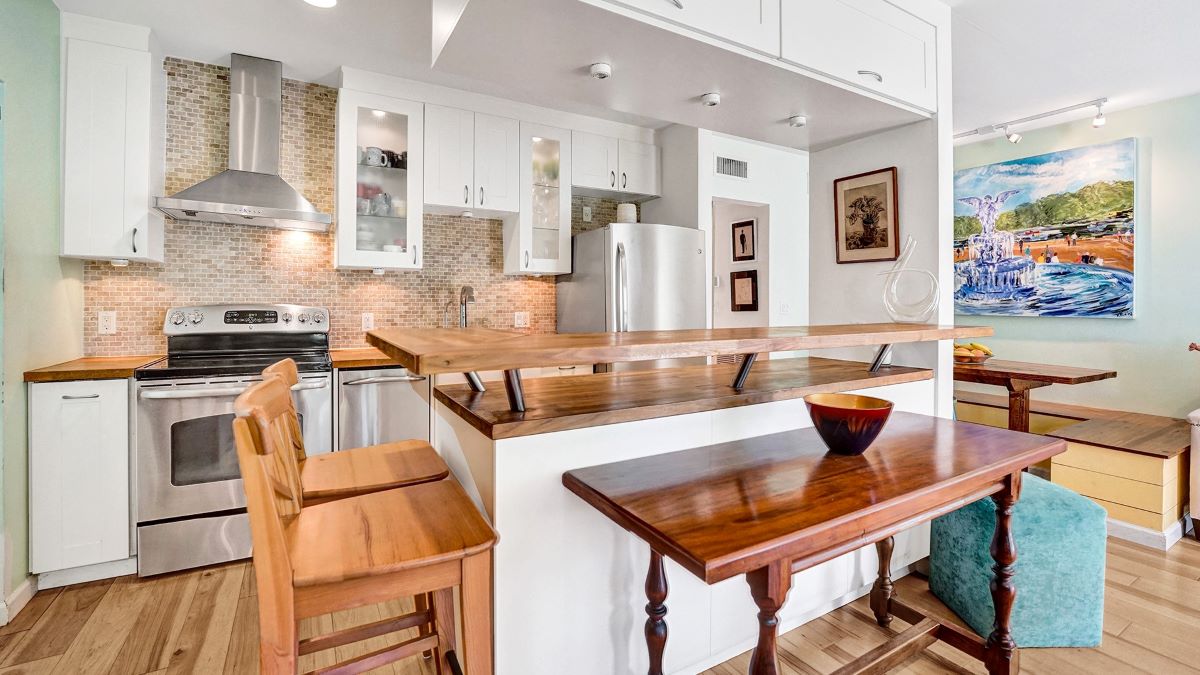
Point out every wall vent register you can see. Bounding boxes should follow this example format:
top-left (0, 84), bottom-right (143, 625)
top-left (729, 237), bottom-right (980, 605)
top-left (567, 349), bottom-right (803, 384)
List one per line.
top-left (715, 155), bottom-right (749, 179)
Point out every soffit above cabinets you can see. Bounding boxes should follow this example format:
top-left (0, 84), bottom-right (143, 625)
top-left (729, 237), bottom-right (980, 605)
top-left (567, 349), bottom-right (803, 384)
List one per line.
top-left (432, 0), bottom-right (930, 151)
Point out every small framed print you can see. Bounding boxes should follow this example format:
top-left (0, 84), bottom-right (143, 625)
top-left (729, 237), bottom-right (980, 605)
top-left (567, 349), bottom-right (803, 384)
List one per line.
top-left (731, 219), bottom-right (756, 262)
top-left (730, 270), bottom-right (759, 312)
top-left (834, 166), bottom-right (900, 264)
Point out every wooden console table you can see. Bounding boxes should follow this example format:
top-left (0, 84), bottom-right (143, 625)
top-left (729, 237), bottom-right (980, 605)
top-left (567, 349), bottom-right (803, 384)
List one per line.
top-left (954, 359), bottom-right (1116, 433)
top-left (563, 413), bottom-right (1064, 675)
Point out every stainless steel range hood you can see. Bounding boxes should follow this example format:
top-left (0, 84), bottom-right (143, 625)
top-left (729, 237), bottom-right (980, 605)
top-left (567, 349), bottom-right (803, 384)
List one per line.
top-left (154, 54), bottom-right (331, 232)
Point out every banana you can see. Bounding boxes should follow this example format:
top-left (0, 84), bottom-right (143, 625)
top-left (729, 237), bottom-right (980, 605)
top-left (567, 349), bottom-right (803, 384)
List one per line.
top-left (968, 342), bottom-right (994, 356)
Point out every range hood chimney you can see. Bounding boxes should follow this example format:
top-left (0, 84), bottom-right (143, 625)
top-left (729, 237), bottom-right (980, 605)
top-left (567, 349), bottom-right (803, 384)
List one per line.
top-left (154, 54), bottom-right (331, 232)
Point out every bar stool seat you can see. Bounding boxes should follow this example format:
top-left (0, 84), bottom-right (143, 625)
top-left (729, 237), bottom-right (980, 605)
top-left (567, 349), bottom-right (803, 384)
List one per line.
top-left (287, 479), bottom-right (495, 587)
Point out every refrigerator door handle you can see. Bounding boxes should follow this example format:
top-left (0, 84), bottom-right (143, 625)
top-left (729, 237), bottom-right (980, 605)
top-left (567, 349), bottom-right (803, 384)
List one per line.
top-left (616, 242), bottom-right (630, 332)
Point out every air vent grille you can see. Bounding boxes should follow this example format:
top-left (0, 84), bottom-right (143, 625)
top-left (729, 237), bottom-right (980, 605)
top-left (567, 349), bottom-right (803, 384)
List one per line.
top-left (715, 155), bottom-right (749, 179)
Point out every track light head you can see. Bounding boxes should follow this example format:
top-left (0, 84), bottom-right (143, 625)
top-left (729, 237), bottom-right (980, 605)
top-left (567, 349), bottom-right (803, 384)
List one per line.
top-left (1004, 127), bottom-right (1022, 144)
top-left (1092, 105), bottom-right (1106, 128)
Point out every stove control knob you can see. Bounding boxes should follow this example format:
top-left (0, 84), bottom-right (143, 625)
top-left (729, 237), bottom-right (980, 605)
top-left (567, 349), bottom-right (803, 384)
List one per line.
top-left (281, 312), bottom-right (293, 324)
top-left (297, 313), bottom-right (310, 324)
top-left (169, 311), bottom-right (186, 326)
top-left (188, 310), bottom-right (204, 325)
top-left (312, 313), bottom-right (324, 324)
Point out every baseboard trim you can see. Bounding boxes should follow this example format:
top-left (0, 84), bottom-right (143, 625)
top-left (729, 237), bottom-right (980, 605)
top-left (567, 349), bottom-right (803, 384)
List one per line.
top-left (1107, 517), bottom-right (1184, 551)
top-left (0, 577), bottom-right (37, 626)
top-left (35, 557), bottom-right (137, 591)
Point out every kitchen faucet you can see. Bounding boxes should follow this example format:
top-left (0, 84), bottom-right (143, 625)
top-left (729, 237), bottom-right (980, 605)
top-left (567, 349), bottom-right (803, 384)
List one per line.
top-left (459, 285), bottom-right (476, 328)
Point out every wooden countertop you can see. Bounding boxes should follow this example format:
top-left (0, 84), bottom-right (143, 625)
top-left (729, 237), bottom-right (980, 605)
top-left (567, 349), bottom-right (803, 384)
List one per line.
top-left (24, 355), bottom-right (164, 382)
top-left (369, 324), bottom-right (992, 375)
top-left (330, 348), bottom-right (401, 369)
top-left (435, 356), bottom-right (933, 439)
top-left (953, 359), bottom-right (1116, 387)
top-left (1046, 413), bottom-right (1190, 459)
top-left (563, 412), bottom-right (1064, 583)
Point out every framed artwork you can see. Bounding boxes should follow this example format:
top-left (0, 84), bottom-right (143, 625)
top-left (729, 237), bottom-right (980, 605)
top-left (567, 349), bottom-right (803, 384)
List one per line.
top-left (834, 166), bottom-right (899, 264)
top-left (730, 270), bottom-right (759, 312)
top-left (731, 219), bottom-right (757, 262)
top-left (953, 138), bottom-right (1135, 318)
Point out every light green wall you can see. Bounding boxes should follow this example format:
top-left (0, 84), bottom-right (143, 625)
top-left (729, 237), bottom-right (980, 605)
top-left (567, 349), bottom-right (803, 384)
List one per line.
top-left (956, 94), bottom-right (1200, 417)
top-left (0, 0), bottom-right (85, 594)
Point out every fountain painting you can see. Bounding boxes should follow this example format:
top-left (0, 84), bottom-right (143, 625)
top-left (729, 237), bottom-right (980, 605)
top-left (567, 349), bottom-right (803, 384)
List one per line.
top-left (954, 138), bottom-right (1135, 318)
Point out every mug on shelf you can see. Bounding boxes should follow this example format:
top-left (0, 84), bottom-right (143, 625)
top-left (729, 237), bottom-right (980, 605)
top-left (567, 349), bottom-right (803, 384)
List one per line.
top-left (370, 193), bottom-right (392, 216)
top-left (364, 146), bottom-right (386, 167)
top-left (383, 150), bottom-right (404, 169)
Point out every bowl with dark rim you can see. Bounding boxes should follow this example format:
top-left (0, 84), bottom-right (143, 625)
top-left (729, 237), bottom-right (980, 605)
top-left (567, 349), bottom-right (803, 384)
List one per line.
top-left (804, 393), bottom-right (894, 456)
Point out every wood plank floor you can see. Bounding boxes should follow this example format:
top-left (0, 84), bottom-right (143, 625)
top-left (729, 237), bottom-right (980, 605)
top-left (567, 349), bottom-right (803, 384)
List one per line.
top-left (4, 536), bottom-right (1198, 674)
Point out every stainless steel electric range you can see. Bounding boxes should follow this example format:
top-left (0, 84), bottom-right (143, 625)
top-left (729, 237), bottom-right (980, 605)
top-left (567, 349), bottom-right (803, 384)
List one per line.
top-left (134, 303), bottom-right (333, 576)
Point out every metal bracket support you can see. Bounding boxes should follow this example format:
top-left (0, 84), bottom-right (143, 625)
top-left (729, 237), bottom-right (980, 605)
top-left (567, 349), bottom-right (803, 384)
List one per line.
top-left (869, 344), bottom-right (893, 373)
top-left (730, 353), bottom-right (758, 390)
top-left (464, 372), bottom-right (486, 392)
top-left (503, 369), bottom-right (525, 412)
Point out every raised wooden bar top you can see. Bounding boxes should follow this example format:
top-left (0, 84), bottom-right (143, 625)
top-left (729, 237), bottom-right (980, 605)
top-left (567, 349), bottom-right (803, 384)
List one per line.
top-left (367, 323), bottom-right (992, 374)
top-left (434, 357), bottom-right (931, 439)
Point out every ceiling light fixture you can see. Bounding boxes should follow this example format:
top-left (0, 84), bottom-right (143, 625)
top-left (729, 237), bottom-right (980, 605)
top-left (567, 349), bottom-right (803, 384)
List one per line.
top-left (787, 115), bottom-right (808, 128)
top-left (1003, 127), bottom-right (1022, 144)
top-left (372, 109), bottom-right (386, 118)
top-left (303, 0), bottom-right (337, 7)
top-left (953, 97), bottom-right (1108, 141)
top-left (589, 63), bottom-right (612, 80)
top-left (700, 92), bottom-right (721, 107)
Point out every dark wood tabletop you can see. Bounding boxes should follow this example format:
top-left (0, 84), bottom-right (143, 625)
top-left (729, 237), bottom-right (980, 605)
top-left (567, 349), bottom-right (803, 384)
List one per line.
top-left (953, 359), bottom-right (1116, 387)
top-left (563, 412), bottom-right (1065, 584)
top-left (435, 357), bottom-right (932, 439)
top-left (368, 323), bottom-right (993, 375)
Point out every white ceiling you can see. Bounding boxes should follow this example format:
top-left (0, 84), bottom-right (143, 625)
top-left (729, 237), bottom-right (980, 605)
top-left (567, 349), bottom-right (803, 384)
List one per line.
top-left (950, 0), bottom-right (1200, 135)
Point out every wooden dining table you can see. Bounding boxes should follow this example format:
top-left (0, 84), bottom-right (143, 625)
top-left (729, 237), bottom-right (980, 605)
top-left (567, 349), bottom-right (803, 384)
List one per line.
top-left (953, 359), bottom-right (1116, 433)
top-left (563, 413), bottom-right (1064, 675)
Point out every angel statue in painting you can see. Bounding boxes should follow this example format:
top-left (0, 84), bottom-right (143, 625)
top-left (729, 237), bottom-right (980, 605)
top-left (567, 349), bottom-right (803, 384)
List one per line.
top-left (957, 190), bottom-right (1020, 265)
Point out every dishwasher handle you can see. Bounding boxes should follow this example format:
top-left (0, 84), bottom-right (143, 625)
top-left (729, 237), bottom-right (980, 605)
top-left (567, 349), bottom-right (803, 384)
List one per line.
top-left (139, 379), bottom-right (327, 400)
top-left (342, 374), bottom-right (427, 386)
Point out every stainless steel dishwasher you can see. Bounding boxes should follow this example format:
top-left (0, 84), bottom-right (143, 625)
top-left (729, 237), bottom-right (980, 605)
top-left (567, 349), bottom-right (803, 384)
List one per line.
top-left (336, 367), bottom-right (431, 450)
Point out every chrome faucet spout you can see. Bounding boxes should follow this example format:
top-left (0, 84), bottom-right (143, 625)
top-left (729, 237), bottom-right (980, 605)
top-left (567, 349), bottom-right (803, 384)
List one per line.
top-left (458, 285), bottom-right (476, 328)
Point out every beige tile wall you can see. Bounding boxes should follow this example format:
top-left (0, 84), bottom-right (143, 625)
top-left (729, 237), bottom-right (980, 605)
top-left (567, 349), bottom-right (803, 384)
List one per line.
top-left (83, 58), bottom-right (630, 355)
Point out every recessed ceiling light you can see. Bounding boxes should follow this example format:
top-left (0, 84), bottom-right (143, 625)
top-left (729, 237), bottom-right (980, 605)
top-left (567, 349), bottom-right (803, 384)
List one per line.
top-left (304, 0), bottom-right (337, 7)
top-left (589, 63), bottom-right (612, 80)
top-left (788, 115), bottom-right (808, 128)
top-left (700, 92), bottom-right (721, 107)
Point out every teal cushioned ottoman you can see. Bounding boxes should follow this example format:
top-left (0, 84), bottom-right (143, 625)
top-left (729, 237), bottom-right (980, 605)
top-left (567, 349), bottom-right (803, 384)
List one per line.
top-left (929, 473), bottom-right (1106, 648)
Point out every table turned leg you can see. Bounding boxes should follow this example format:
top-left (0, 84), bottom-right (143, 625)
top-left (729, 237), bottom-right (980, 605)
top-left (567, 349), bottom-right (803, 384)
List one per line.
top-left (645, 550), bottom-right (669, 675)
top-left (870, 536), bottom-right (895, 627)
top-left (985, 473), bottom-right (1022, 675)
top-left (745, 560), bottom-right (792, 675)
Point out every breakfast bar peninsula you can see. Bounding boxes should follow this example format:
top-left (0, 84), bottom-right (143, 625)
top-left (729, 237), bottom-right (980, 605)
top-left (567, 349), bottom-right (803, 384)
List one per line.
top-left (367, 323), bottom-right (991, 675)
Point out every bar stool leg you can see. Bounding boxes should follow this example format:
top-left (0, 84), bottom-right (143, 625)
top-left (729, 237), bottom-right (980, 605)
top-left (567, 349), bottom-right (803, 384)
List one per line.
top-left (645, 550), bottom-right (669, 675)
top-left (416, 592), bottom-right (434, 660)
top-left (461, 549), bottom-right (494, 675)
top-left (431, 588), bottom-right (457, 675)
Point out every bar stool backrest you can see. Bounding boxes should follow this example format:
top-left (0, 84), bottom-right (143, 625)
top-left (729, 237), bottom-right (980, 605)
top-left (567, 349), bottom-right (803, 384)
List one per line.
top-left (262, 358), bottom-right (308, 464)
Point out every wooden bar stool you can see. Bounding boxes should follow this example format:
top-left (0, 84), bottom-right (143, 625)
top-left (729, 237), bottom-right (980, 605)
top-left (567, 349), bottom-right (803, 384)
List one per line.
top-left (234, 376), bottom-right (498, 674)
top-left (263, 358), bottom-right (449, 505)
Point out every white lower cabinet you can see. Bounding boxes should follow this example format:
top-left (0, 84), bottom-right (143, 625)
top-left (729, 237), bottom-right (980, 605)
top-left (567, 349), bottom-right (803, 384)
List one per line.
top-left (30, 379), bottom-right (130, 574)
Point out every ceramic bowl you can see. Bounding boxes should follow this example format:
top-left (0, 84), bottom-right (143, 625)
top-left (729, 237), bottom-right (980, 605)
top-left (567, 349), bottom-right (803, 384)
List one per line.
top-left (804, 393), bottom-right (894, 456)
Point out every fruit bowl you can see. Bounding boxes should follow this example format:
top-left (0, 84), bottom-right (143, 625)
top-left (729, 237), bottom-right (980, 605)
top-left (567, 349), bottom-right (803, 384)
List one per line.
top-left (804, 393), bottom-right (894, 456)
top-left (954, 353), bottom-right (992, 365)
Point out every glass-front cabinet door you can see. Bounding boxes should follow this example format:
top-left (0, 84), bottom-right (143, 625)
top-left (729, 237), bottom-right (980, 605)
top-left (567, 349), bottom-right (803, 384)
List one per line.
top-left (505, 122), bottom-right (572, 275)
top-left (335, 89), bottom-right (424, 271)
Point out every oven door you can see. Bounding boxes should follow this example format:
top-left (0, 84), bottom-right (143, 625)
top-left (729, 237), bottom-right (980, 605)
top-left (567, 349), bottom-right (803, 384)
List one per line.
top-left (135, 373), bottom-right (332, 523)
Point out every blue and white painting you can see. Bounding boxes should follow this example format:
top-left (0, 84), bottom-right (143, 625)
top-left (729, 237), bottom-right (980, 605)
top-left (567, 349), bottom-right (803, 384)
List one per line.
top-left (954, 138), bottom-right (1136, 318)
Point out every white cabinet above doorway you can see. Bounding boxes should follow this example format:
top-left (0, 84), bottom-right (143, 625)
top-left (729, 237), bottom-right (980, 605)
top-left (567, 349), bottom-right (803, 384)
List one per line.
top-left (572, 132), bottom-right (661, 200)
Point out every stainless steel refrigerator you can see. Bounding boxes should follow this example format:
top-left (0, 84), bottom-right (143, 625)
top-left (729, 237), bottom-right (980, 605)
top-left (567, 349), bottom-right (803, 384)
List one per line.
top-left (557, 222), bottom-right (706, 371)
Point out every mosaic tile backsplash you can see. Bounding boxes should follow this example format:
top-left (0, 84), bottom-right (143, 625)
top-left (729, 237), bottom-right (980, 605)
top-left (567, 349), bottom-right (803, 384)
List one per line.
top-left (83, 58), bottom-right (631, 355)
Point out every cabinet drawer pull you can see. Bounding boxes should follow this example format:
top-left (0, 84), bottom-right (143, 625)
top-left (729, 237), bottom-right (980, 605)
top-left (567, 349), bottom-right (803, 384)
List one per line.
top-left (464, 185), bottom-right (469, 204)
top-left (621, 172), bottom-right (627, 189)
top-left (62, 394), bottom-right (100, 400)
top-left (524, 250), bottom-right (530, 268)
top-left (667, 0), bottom-right (683, 8)
top-left (857, 70), bottom-right (884, 83)
top-left (479, 186), bottom-right (485, 205)
top-left (132, 227), bottom-right (138, 254)
top-left (344, 375), bottom-right (427, 385)
top-left (610, 170), bottom-right (616, 187)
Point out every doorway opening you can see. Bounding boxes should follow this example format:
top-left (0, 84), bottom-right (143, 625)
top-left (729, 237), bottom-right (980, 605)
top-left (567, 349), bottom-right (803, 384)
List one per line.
top-left (712, 198), bottom-right (769, 335)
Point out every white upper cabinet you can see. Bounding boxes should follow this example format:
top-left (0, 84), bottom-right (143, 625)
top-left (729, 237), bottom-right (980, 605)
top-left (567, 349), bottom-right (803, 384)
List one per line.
top-left (424, 104), bottom-right (476, 210)
top-left (30, 379), bottom-right (130, 574)
top-left (608, 0), bottom-right (781, 56)
top-left (60, 29), bottom-right (163, 263)
top-left (572, 132), bottom-right (661, 198)
top-left (505, 123), bottom-right (572, 276)
top-left (781, 0), bottom-right (937, 111)
top-left (473, 113), bottom-right (521, 214)
top-left (335, 89), bottom-right (424, 271)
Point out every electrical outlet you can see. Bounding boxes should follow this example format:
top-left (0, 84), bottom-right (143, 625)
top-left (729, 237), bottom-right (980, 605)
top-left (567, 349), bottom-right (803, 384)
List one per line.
top-left (98, 311), bottom-right (117, 335)
top-left (582, 206), bottom-right (593, 222)
top-left (361, 312), bottom-right (375, 331)
top-left (514, 311), bottom-right (531, 328)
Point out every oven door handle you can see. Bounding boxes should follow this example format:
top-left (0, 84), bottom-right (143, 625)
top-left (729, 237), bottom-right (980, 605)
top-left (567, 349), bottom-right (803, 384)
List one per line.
top-left (341, 375), bottom-right (427, 386)
top-left (138, 379), bottom-right (327, 400)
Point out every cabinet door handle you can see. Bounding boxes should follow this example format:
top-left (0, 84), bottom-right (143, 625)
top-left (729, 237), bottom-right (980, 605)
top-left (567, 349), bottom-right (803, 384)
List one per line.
top-left (479, 186), bottom-right (485, 205)
top-left (857, 70), bottom-right (884, 83)
top-left (413, 244), bottom-right (419, 264)
top-left (132, 227), bottom-right (138, 254)
top-left (667, 0), bottom-right (683, 8)
top-left (464, 185), bottom-right (469, 204)
top-left (62, 394), bottom-right (100, 400)
top-left (621, 172), bottom-right (627, 189)
top-left (610, 170), bottom-right (616, 187)
top-left (524, 250), bottom-right (530, 268)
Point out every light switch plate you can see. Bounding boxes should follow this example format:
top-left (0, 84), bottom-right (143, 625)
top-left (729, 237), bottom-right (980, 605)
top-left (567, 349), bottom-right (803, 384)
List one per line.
top-left (514, 311), bottom-right (531, 328)
top-left (361, 313), bottom-right (375, 331)
top-left (98, 311), bottom-right (117, 335)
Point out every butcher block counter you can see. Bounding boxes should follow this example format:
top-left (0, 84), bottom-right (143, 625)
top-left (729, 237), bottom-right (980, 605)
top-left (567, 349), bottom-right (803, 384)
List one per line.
top-left (24, 355), bottom-right (163, 382)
